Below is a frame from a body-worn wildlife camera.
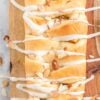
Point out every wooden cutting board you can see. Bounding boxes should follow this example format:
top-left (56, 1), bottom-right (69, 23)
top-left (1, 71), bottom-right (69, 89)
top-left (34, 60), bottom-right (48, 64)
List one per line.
top-left (85, 0), bottom-right (100, 97)
top-left (94, 0), bottom-right (100, 56)
top-left (9, 0), bottom-right (28, 98)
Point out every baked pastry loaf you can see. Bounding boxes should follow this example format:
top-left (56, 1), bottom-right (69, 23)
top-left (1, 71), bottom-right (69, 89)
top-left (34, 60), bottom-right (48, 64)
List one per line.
top-left (24, 0), bottom-right (87, 84)
top-left (9, 0), bottom-right (91, 99)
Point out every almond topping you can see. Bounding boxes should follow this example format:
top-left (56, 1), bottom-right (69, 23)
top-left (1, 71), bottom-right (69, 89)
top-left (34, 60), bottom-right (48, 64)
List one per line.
top-left (0, 57), bottom-right (3, 65)
top-left (3, 35), bottom-right (10, 42)
top-left (2, 80), bottom-right (9, 88)
top-left (1, 88), bottom-right (7, 96)
top-left (52, 59), bottom-right (59, 70)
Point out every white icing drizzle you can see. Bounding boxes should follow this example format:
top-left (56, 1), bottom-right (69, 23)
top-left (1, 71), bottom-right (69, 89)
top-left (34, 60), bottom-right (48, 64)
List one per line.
top-left (62, 91), bottom-right (85, 96)
top-left (16, 83), bottom-right (84, 98)
top-left (53, 32), bottom-right (100, 41)
top-left (10, 43), bottom-right (85, 56)
top-left (71, 75), bottom-right (94, 90)
top-left (10, 0), bottom-right (41, 11)
top-left (17, 83), bottom-right (57, 93)
top-left (7, 41), bottom-right (100, 68)
top-left (60, 75), bottom-right (94, 95)
top-left (0, 74), bottom-right (93, 98)
top-left (10, 0), bottom-right (100, 13)
top-left (24, 7), bottom-right (100, 17)
top-left (13, 36), bottom-right (48, 44)
top-left (8, 43), bottom-right (86, 67)
top-left (11, 0), bottom-right (100, 35)
top-left (55, 50), bottom-right (85, 56)
top-left (16, 83), bottom-right (49, 98)
top-left (53, 76), bottom-right (86, 82)
top-left (23, 13), bottom-right (100, 34)
top-left (23, 14), bottom-right (48, 34)
top-left (10, 0), bottom-right (25, 11)
top-left (0, 75), bottom-right (85, 83)
top-left (10, 76), bottom-right (93, 97)
top-left (12, 32), bottom-right (100, 43)
top-left (6, 40), bottom-right (85, 65)
top-left (10, 97), bottom-right (100, 100)
top-left (16, 84), bottom-right (84, 98)
top-left (61, 57), bottom-right (100, 67)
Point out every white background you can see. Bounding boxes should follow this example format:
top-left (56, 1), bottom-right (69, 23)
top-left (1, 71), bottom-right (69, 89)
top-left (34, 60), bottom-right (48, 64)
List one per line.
top-left (0, 0), bottom-right (10, 100)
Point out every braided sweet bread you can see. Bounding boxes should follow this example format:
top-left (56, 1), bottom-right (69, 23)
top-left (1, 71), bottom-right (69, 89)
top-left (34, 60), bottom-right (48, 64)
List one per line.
top-left (9, 0), bottom-right (100, 100)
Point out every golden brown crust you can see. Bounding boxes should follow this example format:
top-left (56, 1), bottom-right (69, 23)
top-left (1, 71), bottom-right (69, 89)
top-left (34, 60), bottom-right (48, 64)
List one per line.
top-left (25, 0), bottom-right (87, 9)
top-left (46, 22), bottom-right (88, 37)
top-left (25, 39), bottom-right (59, 50)
top-left (11, 0), bottom-right (88, 99)
top-left (49, 63), bottom-right (86, 79)
top-left (25, 56), bottom-right (44, 76)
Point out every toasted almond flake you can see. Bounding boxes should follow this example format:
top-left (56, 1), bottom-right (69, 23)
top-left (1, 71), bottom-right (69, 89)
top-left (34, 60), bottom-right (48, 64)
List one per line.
top-left (36, 72), bottom-right (44, 79)
top-left (0, 57), bottom-right (3, 65)
top-left (58, 84), bottom-right (68, 92)
top-left (1, 88), bottom-right (7, 96)
top-left (52, 59), bottom-right (59, 70)
top-left (2, 80), bottom-right (9, 88)
top-left (89, 55), bottom-right (94, 59)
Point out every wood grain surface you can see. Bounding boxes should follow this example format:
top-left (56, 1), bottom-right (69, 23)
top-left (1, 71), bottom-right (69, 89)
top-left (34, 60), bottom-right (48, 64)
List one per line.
top-left (94, 0), bottom-right (100, 56)
top-left (9, 0), bottom-right (28, 98)
top-left (85, 0), bottom-right (100, 97)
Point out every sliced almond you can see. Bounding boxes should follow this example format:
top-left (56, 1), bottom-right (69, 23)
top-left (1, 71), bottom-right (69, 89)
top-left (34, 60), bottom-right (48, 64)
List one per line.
top-left (2, 80), bottom-right (9, 88)
top-left (1, 88), bottom-right (7, 96)
top-left (52, 59), bottom-right (59, 70)
top-left (36, 72), bottom-right (44, 78)
top-left (0, 57), bottom-right (3, 65)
